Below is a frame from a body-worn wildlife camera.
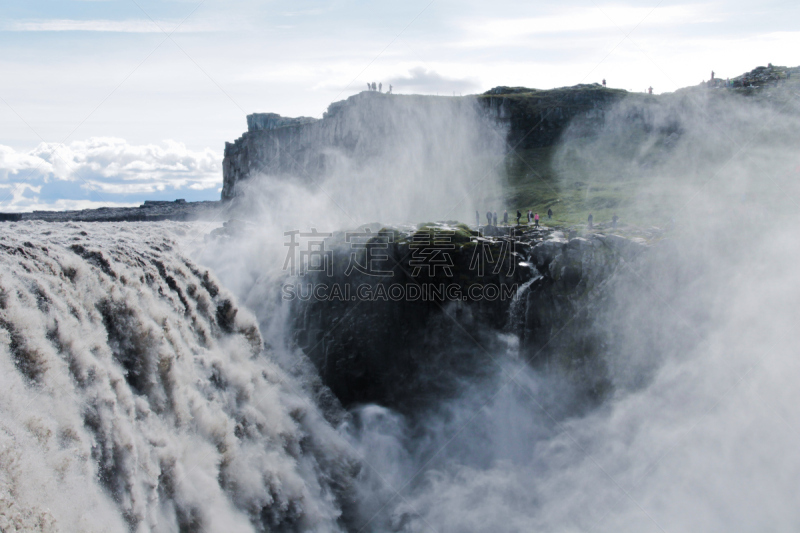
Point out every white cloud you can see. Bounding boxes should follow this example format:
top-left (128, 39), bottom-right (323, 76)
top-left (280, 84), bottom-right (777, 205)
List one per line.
top-left (453, 4), bottom-right (720, 48)
top-left (388, 67), bottom-right (479, 94)
top-left (0, 138), bottom-right (222, 212)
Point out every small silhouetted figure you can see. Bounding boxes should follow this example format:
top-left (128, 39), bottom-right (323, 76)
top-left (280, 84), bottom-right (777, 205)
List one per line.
top-left (503, 210), bottom-right (508, 224)
top-left (486, 211), bottom-right (492, 226)
top-left (493, 212), bottom-right (498, 226)
top-left (372, 82), bottom-right (377, 91)
top-left (711, 70), bottom-right (715, 80)
top-left (547, 208), bottom-right (553, 219)
top-left (588, 213), bottom-right (594, 229)
top-left (612, 213), bottom-right (619, 229)
top-left (389, 84), bottom-right (393, 93)
top-left (648, 86), bottom-right (653, 94)
top-left (367, 83), bottom-right (371, 91)
top-left (476, 210), bottom-right (480, 227)
top-left (602, 78), bottom-right (606, 87)
top-left (379, 82), bottom-right (383, 92)
top-left (516, 210), bottom-right (522, 225)
top-left (534, 213), bottom-right (540, 228)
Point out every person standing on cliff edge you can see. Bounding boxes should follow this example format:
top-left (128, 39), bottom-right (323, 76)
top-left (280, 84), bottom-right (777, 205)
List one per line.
top-left (493, 211), bottom-right (498, 226)
top-left (486, 211), bottom-right (493, 226)
top-left (612, 213), bottom-right (619, 229)
top-left (503, 210), bottom-right (508, 225)
top-left (516, 210), bottom-right (522, 225)
top-left (602, 78), bottom-right (606, 87)
top-left (379, 82), bottom-right (382, 92)
top-left (588, 213), bottom-right (594, 229)
top-left (547, 208), bottom-right (553, 220)
top-left (534, 212), bottom-right (540, 228)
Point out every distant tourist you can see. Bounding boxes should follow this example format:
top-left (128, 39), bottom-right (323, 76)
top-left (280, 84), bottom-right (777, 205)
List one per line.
top-left (389, 84), bottom-right (393, 93)
top-left (547, 208), bottom-right (553, 219)
top-left (372, 82), bottom-right (377, 91)
top-left (379, 82), bottom-right (383, 92)
top-left (711, 70), bottom-right (715, 80)
top-left (648, 86), bottom-right (653, 94)
top-left (534, 212), bottom-right (540, 228)
top-left (527, 210), bottom-right (533, 224)
top-left (588, 213), bottom-right (594, 229)
top-left (516, 210), bottom-right (522, 225)
top-left (486, 211), bottom-right (492, 226)
top-left (602, 78), bottom-right (606, 87)
top-left (612, 213), bottom-right (619, 229)
top-left (367, 82), bottom-right (371, 91)
top-left (503, 210), bottom-right (508, 225)
top-left (493, 211), bottom-right (498, 226)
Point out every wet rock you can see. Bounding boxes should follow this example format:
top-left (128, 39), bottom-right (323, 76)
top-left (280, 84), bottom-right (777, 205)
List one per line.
top-left (288, 223), bottom-right (647, 410)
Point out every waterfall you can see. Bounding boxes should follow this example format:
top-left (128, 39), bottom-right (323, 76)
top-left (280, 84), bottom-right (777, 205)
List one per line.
top-left (505, 266), bottom-right (541, 333)
top-left (0, 221), bottom-right (356, 532)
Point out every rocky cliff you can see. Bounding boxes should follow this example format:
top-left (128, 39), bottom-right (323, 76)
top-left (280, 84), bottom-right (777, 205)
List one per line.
top-left (222, 64), bottom-right (800, 205)
top-left (221, 85), bottom-right (628, 200)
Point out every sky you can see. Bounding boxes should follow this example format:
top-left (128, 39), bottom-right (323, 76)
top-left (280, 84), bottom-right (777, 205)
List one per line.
top-left (1, 0), bottom-right (798, 211)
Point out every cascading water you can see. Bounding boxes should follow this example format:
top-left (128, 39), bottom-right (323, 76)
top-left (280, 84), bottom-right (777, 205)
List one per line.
top-left (0, 221), bottom-right (358, 532)
top-left (504, 264), bottom-right (541, 333)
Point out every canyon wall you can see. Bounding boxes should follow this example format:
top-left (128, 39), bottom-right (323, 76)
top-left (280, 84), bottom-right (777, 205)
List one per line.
top-left (221, 85), bottom-right (628, 200)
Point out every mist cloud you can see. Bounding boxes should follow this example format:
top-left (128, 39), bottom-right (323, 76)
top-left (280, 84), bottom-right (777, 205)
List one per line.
top-left (334, 85), bottom-right (800, 531)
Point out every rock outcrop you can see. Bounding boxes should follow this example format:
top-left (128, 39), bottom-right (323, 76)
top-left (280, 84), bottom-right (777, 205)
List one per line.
top-left (479, 84), bottom-right (628, 149)
top-left (727, 64), bottom-right (799, 88)
top-left (521, 233), bottom-right (647, 394)
top-left (287, 223), bottom-right (647, 410)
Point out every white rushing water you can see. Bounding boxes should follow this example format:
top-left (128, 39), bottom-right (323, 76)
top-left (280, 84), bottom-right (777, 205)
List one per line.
top-left (0, 221), bottom-right (357, 532)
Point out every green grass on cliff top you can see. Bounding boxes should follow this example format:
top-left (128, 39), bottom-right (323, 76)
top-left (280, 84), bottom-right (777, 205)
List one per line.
top-left (497, 74), bottom-right (800, 231)
top-left (501, 145), bottom-right (665, 230)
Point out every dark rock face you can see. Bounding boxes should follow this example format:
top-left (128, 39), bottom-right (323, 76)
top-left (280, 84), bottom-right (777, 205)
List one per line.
top-left (287, 223), bottom-right (647, 410)
top-left (247, 112), bottom-right (317, 132)
top-left (222, 86), bottom-right (628, 200)
top-left (478, 84), bottom-right (628, 149)
top-left (286, 223), bottom-right (529, 410)
top-left (728, 64), bottom-right (799, 88)
top-left (521, 234), bottom-right (647, 395)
